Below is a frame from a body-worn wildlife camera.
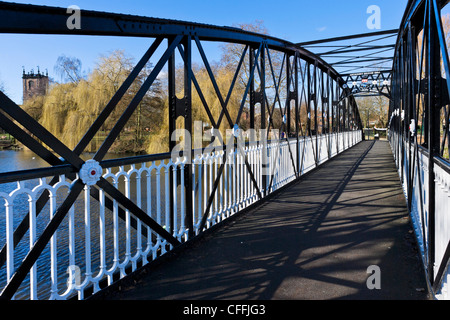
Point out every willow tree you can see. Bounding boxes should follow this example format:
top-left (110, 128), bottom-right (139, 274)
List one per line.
top-left (146, 22), bottom-right (282, 155)
top-left (146, 59), bottom-right (246, 155)
top-left (26, 50), bottom-right (164, 153)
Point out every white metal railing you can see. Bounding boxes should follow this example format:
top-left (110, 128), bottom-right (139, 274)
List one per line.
top-left (389, 130), bottom-right (450, 299)
top-left (0, 130), bottom-right (361, 300)
top-left (434, 161), bottom-right (450, 297)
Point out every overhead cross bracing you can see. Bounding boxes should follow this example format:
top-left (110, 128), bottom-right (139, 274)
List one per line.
top-left (298, 29), bottom-right (398, 101)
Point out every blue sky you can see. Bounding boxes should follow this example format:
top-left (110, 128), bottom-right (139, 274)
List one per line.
top-left (0, 0), bottom-right (409, 104)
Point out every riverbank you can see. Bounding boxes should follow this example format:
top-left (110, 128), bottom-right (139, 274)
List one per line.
top-left (0, 140), bottom-right (21, 151)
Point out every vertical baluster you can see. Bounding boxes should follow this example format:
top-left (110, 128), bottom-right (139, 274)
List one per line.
top-left (252, 143), bottom-right (261, 203)
top-left (119, 176), bottom-right (129, 275)
top-left (223, 153), bottom-right (228, 218)
top-left (203, 157), bottom-right (208, 228)
top-left (278, 143), bottom-right (281, 188)
top-left (112, 171), bottom-right (120, 284)
top-left (246, 143), bottom-right (251, 206)
top-left (244, 148), bottom-right (248, 206)
top-left (228, 152), bottom-right (232, 213)
top-left (281, 143), bottom-right (285, 185)
top-left (232, 150), bottom-right (236, 212)
top-left (239, 150), bottom-right (243, 209)
top-left (270, 143), bottom-right (273, 191)
top-left (217, 153), bottom-right (223, 221)
top-left (224, 153), bottom-right (229, 216)
top-left (234, 149), bottom-right (239, 213)
top-left (156, 165), bottom-right (162, 255)
top-left (264, 143), bottom-right (268, 193)
top-left (258, 144), bottom-right (262, 197)
top-left (241, 149), bottom-right (244, 207)
top-left (269, 143), bottom-right (274, 192)
top-left (164, 162), bottom-right (170, 250)
top-left (172, 162), bottom-right (178, 240)
top-left (145, 165), bottom-right (152, 263)
top-left (267, 144), bottom-right (279, 193)
top-left (279, 143), bottom-right (282, 187)
top-left (5, 197), bottom-right (13, 296)
top-left (135, 168), bottom-right (142, 263)
top-left (209, 156), bottom-right (214, 227)
top-left (287, 141), bottom-right (290, 181)
top-left (289, 141), bottom-right (293, 181)
top-left (197, 161), bottom-right (203, 234)
top-left (242, 149), bottom-right (246, 207)
top-left (217, 153), bottom-right (222, 221)
top-left (248, 147), bottom-right (252, 203)
top-left (281, 142), bottom-right (284, 185)
top-left (219, 153), bottom-right (224, 220)
top-left (28, 191), bottom-right (37, 300)
top-left (96, 187), bottom-right (105, 293)
top-left (236, 150), bottom-right (240, 210)
top-left (280, 141), bottom-right (288, 187)
top-left (68, 182), bottom-right (75, 289)
top-left (253, 145), bottom-right (257, 202)
top-left (236, 149), bottom-right (239, 210)
top-left (191, 159), bottom-right (197, 235)
top-left (213, 154), bottom-right (217, 224)
top-left (242, 150), bottom-right (246, 207)
top-left (180, 162), bottom-right (186, 241)
top-left (257, 145), bottom-right (261, 199)
top-left (83, 185), bottom-right (92, 284)
top-left (247, 147), bottom-right (251, 204)
top-left (229, 151), bottom-right (233, 215)
top-left (268, 143), bottom-right (273, 193)
top-left (277, 142), bottom-right (285, 185)
top-left (50, 183), bottom-right (58, 299)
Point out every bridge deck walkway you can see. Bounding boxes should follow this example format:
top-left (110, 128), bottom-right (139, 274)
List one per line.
top-left (94, 140), bottom-right (429, 300)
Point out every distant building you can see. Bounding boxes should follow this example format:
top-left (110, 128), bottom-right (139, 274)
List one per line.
top-left (22, 67), bottom-right (49, 102)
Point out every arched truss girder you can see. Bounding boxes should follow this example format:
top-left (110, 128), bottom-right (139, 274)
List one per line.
top-left (389, 0), bottom-right (450, 296)
top-left (0, 1), bottom-right (364, 299)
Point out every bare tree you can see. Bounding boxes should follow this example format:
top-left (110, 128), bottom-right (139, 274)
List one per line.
top-left (356, 94), bottom-right (389, 128)
top-left (54, 55), bottom-right (84, 83)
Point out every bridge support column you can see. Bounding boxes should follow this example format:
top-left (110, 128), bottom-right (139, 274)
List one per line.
top-left (426, 0), bottom-right (442, 285)
top-left (260, 43), bottom-right (268, 196)
top-left (168, 36), bottom-right (194, 240)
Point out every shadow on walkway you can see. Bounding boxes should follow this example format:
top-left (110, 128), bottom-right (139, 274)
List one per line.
top-left (93, 141), bottom-right (429, 300)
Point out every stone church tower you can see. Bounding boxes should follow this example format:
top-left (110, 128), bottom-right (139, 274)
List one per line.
top-left (22, 67), bottom-right (49, 102)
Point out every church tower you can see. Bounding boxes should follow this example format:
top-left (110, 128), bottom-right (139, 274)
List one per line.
top-left (22, 67), bottom-right (49, 103)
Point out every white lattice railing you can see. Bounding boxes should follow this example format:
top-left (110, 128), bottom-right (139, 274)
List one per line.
top-left (0, 131), bottom-right (361, 300)
top-left (389, 130), bottom-right (450, 300)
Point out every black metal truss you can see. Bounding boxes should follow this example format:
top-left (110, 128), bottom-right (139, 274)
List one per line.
top-left (0, 1), bottom-right (364, 299)
top-left (389, 0), bottom-right (450, 295)
top-left (297, 29), bottom-right (399, 47)
top-left (342, 70), bottom-right (392, 100)
top-left (300, 29), bottom-right (398, 96)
